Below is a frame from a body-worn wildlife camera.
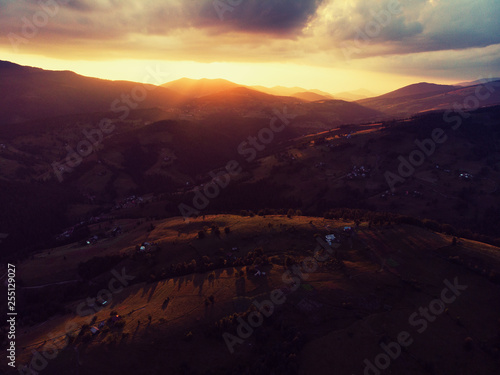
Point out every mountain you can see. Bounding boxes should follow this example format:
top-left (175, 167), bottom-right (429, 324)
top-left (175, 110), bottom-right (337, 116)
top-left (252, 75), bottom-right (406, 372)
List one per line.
top-left (252, 85), bottom-right (334, 99)
top-left (161, 77), bottom-right (242, 98)
top-left (290, 91), bottom-right (330, 101)
top-left (357, 81), bottom-right (500, 117)
top-left (456, 77), bottom-right (500, 87)
top-left (184, 87), bottom-right (382, 132)
top-left (333, 88), bottom-right (377, 101)
top-left (185, 86), bottom-right (303, 115)
top-left (0, 61), bottom-right (187, 125)
top-left (371, 82), bottom-right (458, 100)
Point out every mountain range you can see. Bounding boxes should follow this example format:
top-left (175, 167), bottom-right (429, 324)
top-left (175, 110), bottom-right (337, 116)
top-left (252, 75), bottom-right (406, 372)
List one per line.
top-left (3, 60), bottom-right (499, 127)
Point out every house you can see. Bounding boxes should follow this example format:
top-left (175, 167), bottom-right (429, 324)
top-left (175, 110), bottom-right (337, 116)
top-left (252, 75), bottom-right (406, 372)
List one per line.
top-left (459, 172), bottom-right (473, 180)
top-left (86, 235), bottom-right (98, 245)
top-left (325, 234), bottom-right (337, 245)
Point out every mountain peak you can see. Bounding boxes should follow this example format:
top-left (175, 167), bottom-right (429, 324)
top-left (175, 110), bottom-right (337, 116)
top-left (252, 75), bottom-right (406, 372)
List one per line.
top-left (374, 82), bottom-right (458, 100)
top-left (0, 60), bottom-right (23, 70)
top-left (161, 77), bottom-right (242, 98)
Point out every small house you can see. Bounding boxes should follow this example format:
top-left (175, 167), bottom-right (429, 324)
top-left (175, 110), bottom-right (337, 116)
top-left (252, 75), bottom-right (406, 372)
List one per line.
top-left (325, 234), bottom-right (336, 245)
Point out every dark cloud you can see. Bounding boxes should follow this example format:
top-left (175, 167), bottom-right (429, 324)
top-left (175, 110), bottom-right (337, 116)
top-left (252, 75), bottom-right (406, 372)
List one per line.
top-left (61, 0), bottom-right (96, 12)
top-left (197, 0), bottom-right (325, 35)
top-left (331, 0), bottom-right (500, 57)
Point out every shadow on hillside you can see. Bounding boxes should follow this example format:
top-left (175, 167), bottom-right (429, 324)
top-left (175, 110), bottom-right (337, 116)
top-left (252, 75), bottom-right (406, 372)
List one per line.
top-left (192, 273), bottom-right (206, 295)
top-left (174, 274), bottom-right (194, 291)
top-left (235, 277), bottom-right (246, 296)
top-left (141, 282), bottom-right (159, 302)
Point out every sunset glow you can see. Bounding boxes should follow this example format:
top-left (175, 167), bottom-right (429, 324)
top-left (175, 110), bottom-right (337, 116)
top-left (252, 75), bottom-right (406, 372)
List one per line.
top-left (1, 0), bottom-right (498, 93)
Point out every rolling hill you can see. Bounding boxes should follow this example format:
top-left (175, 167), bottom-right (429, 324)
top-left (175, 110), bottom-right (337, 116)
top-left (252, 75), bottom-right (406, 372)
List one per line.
top-left (357, 81), bottom-right (500, 117)
top-left (251, 85), bottom-right (334, 99)
top-left (333, 88), bottom-right (377, 101)
top-left (161, 77), bottom-right (243, 98)
top-left (0, 61), bottom-right (187, 126)
top-left (370, 82), bottom-right (458, 100)
top-left (7, 214), bottom-right (500, 375)
top-left (291, 91), bottom-right (331, 101)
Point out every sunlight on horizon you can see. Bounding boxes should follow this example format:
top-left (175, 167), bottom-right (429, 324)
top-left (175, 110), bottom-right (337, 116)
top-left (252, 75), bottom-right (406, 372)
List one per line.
top-left (0, 49), bottom-right (446, 95)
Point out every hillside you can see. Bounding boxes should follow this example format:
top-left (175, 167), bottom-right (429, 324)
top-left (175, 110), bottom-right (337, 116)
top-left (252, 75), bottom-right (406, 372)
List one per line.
top-left (357, 81), bottom-right (500, 117)
top-left (252, 85), bottom-right (334, 99)
top-left (6, 214), bottom-right (500, 375)
top-left (0, 61), bottom-right (187, 126)
top-left (161, 78), bottom-right (243, 98)
top-left (333, 89), bottom-right (377, 101)
top-left (291, 92), bottom-right (330, 101)
top-left (371, 83), bottom-right (458, 100)
top-left (1, 104), bottom-right (499, 257)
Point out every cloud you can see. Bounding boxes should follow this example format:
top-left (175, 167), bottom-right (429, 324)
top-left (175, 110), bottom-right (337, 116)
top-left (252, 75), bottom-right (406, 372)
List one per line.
top-left (0, 0), bottom-right (499, 85)
top-left (348, 43), bottom-right (500, 80)
top-left (197, 0), bottom-right (325, 36)
top-left (321, 0), bottom-right (500, 57)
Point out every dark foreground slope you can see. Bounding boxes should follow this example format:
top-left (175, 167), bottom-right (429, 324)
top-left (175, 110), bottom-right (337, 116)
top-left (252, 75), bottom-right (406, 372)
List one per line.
top-left (5, 215), bottom-right (500, 375)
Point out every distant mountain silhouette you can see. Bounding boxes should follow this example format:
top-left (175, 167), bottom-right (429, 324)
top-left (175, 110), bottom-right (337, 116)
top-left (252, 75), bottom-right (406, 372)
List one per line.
top-left (3, 61), bottom-right (499, 128)
top-left (0, 60), bottom-right (187, 125)
top-left (290, 91), bottom-right (330, 101)
top-left (251, 85), bottom-right (334, 99)
top-left (333, 89), bottom-right (377, 101)
top-left (161, 77), bottom-right (242, 98)
top-left (456, 78), bottom-right (500, 87)
top-left (371, 82), bottom-right (458, 100)
top-left (357, 81), bottom-right (500, 117)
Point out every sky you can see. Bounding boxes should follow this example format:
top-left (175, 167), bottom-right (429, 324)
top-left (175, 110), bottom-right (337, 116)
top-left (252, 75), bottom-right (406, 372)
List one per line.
top-left (1, 0), bottom-right (499, 94)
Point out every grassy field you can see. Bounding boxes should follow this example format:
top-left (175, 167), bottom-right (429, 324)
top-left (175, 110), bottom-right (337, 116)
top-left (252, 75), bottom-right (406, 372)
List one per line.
top-left (10, 215), bottom-right (500, 375)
